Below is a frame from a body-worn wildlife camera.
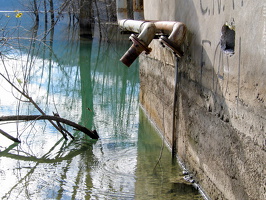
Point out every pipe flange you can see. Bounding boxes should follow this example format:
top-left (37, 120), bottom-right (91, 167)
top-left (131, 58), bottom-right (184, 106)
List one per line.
top-left (129, 34), bottom-right (152, 55)
top-left (159, 36), bottom-right (183, 58)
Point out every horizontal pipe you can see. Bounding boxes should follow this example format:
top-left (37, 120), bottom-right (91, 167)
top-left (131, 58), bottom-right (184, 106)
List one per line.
top-left (118, 19), bottom-right (146, 34)
top-left (119, 20), bottom-right (187, 66)
top-left (119, 20), bottom-right (186, 48)
top-left (153, 21), bottom-right (178, 34)
top-left (116, 0), bottom-right (186, 66)
top-left (154, 21), bottom-right (187, 46)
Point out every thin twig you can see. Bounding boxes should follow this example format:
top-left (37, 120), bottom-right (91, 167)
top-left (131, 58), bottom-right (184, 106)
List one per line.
top-left (0, 72), bottom-right (69, 139)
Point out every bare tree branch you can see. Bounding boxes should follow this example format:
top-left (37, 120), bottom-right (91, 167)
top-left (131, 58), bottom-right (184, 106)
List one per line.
top-left (0, 72), bottom-right (68, 139)
top-left (0, 115), bottom-right (99, 139)
top-left (0, 129), bottom-right (21, 143)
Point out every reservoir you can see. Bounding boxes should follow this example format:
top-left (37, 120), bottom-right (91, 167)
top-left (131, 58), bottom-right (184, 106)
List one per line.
top-left (0, 7), bottom-right (202, 200)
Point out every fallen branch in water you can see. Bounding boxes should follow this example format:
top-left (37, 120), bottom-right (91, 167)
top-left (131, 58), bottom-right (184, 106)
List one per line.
top-left (0, 129), bottom-right (21, 143)
top-left (53, 112), bottom-right (75, 140)
top-left (0, 115), bottom-right (99, 140)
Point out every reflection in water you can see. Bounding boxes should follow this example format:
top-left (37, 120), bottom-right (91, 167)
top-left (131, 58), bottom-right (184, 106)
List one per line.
top-left (135, 109), bottom-right (202, 200)
top-left (0, 12), bottom-right (202, 200)
top-left (80, 39), bottom-right (94, 129)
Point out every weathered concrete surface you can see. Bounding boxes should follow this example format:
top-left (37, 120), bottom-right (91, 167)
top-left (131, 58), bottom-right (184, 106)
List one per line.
top-left (138, 1), bottom-right (266, 199)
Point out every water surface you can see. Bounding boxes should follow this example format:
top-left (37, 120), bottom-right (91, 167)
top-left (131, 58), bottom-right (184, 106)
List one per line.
top-left (0, 8), bottom-right (202, 200)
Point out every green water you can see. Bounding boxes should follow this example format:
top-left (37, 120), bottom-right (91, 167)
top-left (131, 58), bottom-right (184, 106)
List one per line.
top-left (0, 11), bottom-right (203, 200)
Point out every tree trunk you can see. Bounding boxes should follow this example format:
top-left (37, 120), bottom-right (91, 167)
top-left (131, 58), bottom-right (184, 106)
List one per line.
top-left (79, 0), bottom-right (94, 38)
top-left (49, 0), bottom-right (55, 26)
top-left (33, 0), bottom-right (40, 22)
top-left (44, 0), bottom-right (48, 24)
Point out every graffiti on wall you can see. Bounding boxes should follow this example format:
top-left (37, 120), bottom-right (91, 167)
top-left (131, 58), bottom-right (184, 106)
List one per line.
top-left (197, 0), bottom-right (246, 113)
top-left (200, 39), bottom-right (231, 91)
top-left (200, 0), bottom-right (244, 15)
top-left (199, 35), bottom-right (242, 121)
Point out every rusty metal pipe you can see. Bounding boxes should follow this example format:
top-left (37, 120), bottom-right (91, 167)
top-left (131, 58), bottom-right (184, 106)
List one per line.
top-left (117, 1), bottom-right (186, 67)
top-left (119, 20), bottom-right (186, 66)
top-left (119, 20), bottom-right (156, 66)
top-left (119, 20), bottom-right (159, 44)
top-left (119, 20), bottom-right (187, 45)
top-left (118, 20), bottom-right (146, 33)
top-left (154, 21), bottom-right (187, 46)
top-left (117, 0), bottom-right (155, 66)
top-left (120, 35), bottom-right (150, 67)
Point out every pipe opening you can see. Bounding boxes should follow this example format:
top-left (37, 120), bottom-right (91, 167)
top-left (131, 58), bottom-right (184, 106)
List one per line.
top-left (220, 23), bottom-right (235, 56)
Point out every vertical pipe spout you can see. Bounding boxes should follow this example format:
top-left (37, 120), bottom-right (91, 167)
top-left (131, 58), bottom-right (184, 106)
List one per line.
top-left (120, 21), bottom-right (156, 67)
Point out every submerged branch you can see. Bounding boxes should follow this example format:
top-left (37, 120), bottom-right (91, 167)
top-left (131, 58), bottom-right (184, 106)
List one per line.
top-left (0, 115), bottom-right (99, 139)
top-left (0, 129), bottom-right (21, 143)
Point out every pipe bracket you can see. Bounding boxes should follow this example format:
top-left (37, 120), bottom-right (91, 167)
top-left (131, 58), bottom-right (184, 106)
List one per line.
top-left (130, 34), bottom-right (152, 55)
top-left (159, 36), bottom-right (183, 58)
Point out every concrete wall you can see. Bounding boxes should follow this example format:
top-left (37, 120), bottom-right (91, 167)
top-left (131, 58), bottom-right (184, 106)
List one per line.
top-left (139, 1), bottom-right (266, 199)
